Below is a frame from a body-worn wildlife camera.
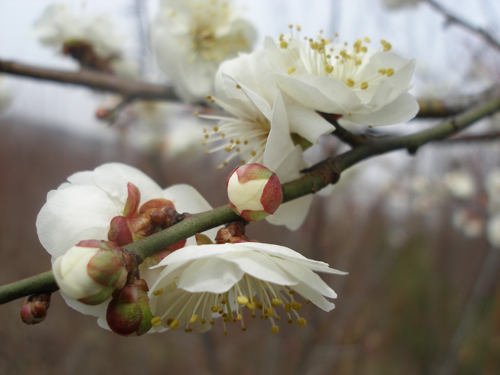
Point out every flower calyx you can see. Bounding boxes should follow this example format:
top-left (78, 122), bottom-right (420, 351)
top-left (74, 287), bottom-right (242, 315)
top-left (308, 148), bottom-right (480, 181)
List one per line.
top-left (108, 182), bottom-right (188, 251)
top-left (20, 292), bottom-right (52, 325)
top-left (106, 278), bottom-right (154, 337)
top-left (52, 240), bottom-right (130, 306)
top-left (227, 164), bottom-right (283, 222)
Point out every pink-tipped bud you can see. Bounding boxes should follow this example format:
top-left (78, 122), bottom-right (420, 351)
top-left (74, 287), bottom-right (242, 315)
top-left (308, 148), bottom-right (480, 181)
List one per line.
top-left (106, 279), bottom-right (153, 337)
top-left (20, 293), bottom-right (51, 325)
top-left (226, 164), bottom-right (283, 221)
top-left (52, 240), bottom-right (129, 306)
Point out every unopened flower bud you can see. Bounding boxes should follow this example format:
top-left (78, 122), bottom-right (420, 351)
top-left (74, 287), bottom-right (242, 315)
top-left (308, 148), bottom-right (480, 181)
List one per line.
top-left (106, 279), bottom-right (153, 336)
top-left (52, 240), bottom-right (129, 306)
top-left (20, 293), bottom-right (51, 325)
top-left (226, 164), bottom-right (283, 221)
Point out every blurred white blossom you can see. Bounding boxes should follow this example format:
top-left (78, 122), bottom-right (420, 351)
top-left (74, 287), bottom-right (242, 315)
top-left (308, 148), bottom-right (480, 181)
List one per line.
top-left (152, 0), bottom-right (257, 103)
top-left (444, 170), bottom-right (476, 199)
top-left (486, 213), bottom-right (500, 248)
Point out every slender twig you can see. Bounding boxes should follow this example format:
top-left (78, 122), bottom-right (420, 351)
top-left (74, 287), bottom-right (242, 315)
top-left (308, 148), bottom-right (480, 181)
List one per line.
top-left (442, 131), bottom-right (500, 143)
top-left (321, 113), bottom-right (372, 147)
top-left (1, 96), bottom-right (500, 305)
top-left (0, 60), bottom-right (179, 101)
top-left (424, 0), bottom-right (500, 52)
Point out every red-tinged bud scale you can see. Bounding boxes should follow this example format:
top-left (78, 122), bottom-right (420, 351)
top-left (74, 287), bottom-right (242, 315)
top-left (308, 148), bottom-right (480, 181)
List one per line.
top-left (20, 293), bottom-right (51, 325)
top-left (226, 164), bottom-right (283, 221)
top-left (106, 279), bottom-right (154, 336)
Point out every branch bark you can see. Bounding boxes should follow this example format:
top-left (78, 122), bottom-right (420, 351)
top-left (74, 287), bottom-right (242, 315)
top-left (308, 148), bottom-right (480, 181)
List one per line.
top-left (0, 60), bottom-right (179, 101)
top-left (1, 95), bottom-right (499, 305)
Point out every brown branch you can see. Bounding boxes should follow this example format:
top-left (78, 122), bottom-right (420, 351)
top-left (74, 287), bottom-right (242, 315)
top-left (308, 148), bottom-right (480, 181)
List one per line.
top-left (417, 85), bottom-right (500, 118)
top-left (443, 131), bottom-right (500, 143)
top-left (0, 60), bottom-right (179, 101)
top-left (425, 0), bottom-right (500, 52)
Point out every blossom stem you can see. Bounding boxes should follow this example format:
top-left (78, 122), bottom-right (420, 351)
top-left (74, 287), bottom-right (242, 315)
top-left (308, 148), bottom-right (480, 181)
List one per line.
top-left (1, 96), bottom-right (499, 305)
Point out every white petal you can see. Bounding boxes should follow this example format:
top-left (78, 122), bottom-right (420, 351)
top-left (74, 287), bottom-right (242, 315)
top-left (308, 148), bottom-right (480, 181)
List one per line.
top-left (217, 251), bottom-right (299, 286)
top-left (282, 92), bottom-right (335, 144)
top-left (163, 184), bottom-right (213, 213)
top-left (92, 163), bottom-right (163, 205)
top-left (177, 257), bottom-right (244, 293)
top-left (36, 185), bottom-right (119, 258)
top-left (263, 91), bottom-right (295, 171)
top-left (349, 92), bottom-right (419, 125)
top-left (291, 282), bottom-right (336, 312)
top-left (266, 195), bottom-right (314, 231)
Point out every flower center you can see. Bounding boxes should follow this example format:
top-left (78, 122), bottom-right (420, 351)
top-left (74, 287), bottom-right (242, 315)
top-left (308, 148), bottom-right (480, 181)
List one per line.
top-left (196, 95), bottom-right (271, 170)
top-left (279, 26), bottom-right (396, 94)
top-left (151, 273), bottom-right (310, 334)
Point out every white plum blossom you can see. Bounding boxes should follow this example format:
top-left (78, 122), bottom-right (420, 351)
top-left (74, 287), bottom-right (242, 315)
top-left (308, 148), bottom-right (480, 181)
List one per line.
top-left (486, 213), bottom-right (500, 248)
top-left (32, 4), bottom-right (137, 77)
top-left (148, 242), bottom-right (346, 334)
top-left (201, 50), bottom-right (334, 230)
top-left (264, 30), bottom-right (419, 126)
top-left (485, 168), bottom-right (500, 212)
top-left (36, 163), bottom-right (216, 329)
top-left (152, 0), bottom-right (257, 103)
top-left (444, 170), bottom-right (476, 199)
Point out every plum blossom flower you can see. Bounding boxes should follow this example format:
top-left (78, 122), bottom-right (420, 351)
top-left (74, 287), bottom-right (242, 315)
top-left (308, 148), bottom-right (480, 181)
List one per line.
top-left (151, 0), bottom-right (257, 103)
top-left (444, 170), bottom-right (476, 199)
top-left (148, 242), bottom-right (346, 334)
top-left (200, 50), bottom-right (334, 229)
top-left (264, 29), bottom-right (419, 126)
top-left (33, 4), bottom-right (137, 77)
top-left (36, 163), bottom-right (216, 329)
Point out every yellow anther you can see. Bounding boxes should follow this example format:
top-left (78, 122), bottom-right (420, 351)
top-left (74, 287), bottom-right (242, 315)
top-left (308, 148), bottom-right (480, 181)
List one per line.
top-left (244, 140), bottom-right (248, 145)
top-left (354, 39), bottom-right (362, 47)
top-left (152, 289), bottom-right (163, 296)
top-left (217, 166), bottom-right (222, 171)
top-left (242, 327), bottom-right (247, 332)
top-left (279, 34), bottom-right (284, 41)
top-left (360, 81), bottom-right (369, 90)
top-left (211, 305), bottom-right (220, 313)
top-left (325, 65), bottom-right (334, 73)
top-left (276, 316), bottom-right (281, 321)
top-left (355, 60), bottom-right (362, 66)
top-left (200, 318), bottom-right (206, 324)
top-left (339, 50), bottom-right (347, 57)
top-left (221, 133), bottom-right (226, 138)
top-left (386, 68), bottom-right (395, 77)
top-left (288, 24), bottom-right (293, 29)
top-left (251, 151), bottom-right (256, 156)
top-left (169, 319), bottom-right (180, 330)
top-left (266, 308), bottom-right (275, 317)
top-left (292, 302), bottom-right (302, 310)
top-left (364, 37), bottom-right (371, 43)
top-left (361, 46), bottom-right (367, 53)
top-left (166, 318), bottom-right (173, 325)
top-left (204, 134), bottom-right (209, 139)
top-left (235, 139), bottom-right (240, 144)
top-left (310, 41), bottom-right (319, 50)
top-left (222, 312), bottom-right (227, 317)
top-left (205, 150), bottom-right (210, 155)
top-left (284, 303), bottom-right (292, 313)
top-left (237, 296), bottom-right (249, 305)
top-left (213, 126), bottom-right (219, 132)
top-left (184, 328), bottom-right (193, 333)
top-left (296, 25), bottom-right (301, 31)
top-left (194, 111), bottom-right (199, 116)
top-left (206, 94), bottom-right (213, 100)
top-left (306, 300), bottom-right (311, 304)
top-left (210, 320), bottom-right (215, 325)
top-left (224, 330), bottom-right (228, 336)
top-left (151, 316), bottom-right (162, 327)
top-left (246, 303), bottom-right (256, 311)
top-left (287, 319), bottom-right (294, 324)
top-left (287, 67), bottom-right (296, 75)
top-left (271, 298), bottom-right (283, 307)
top-left (378, 68), bottom-right (386, 75)
top-left (346, 78), bottom-right (355, 88)
top-left (201, 141), bottom-right (206, 146)
top-left (271, 326), bottom-right (279, 334)
top-left (289, 289), bottom-right (295, 294)
top-left (219, 309), bottom-right (224, 314)
top-left (236, 84), bottom-right (241, 89)
top-left (297, 318), bottom-right (307, 327)
top-left (251, 313), bottom-right (256, 318)
top-left (280, 40), bottom-right (288, 49)
top-left (235, 314), bottom-right (242, 321)
top-left (225, 147), bottom-right (231, 152)
top-left (189, 314), bottom-right (198, 324)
